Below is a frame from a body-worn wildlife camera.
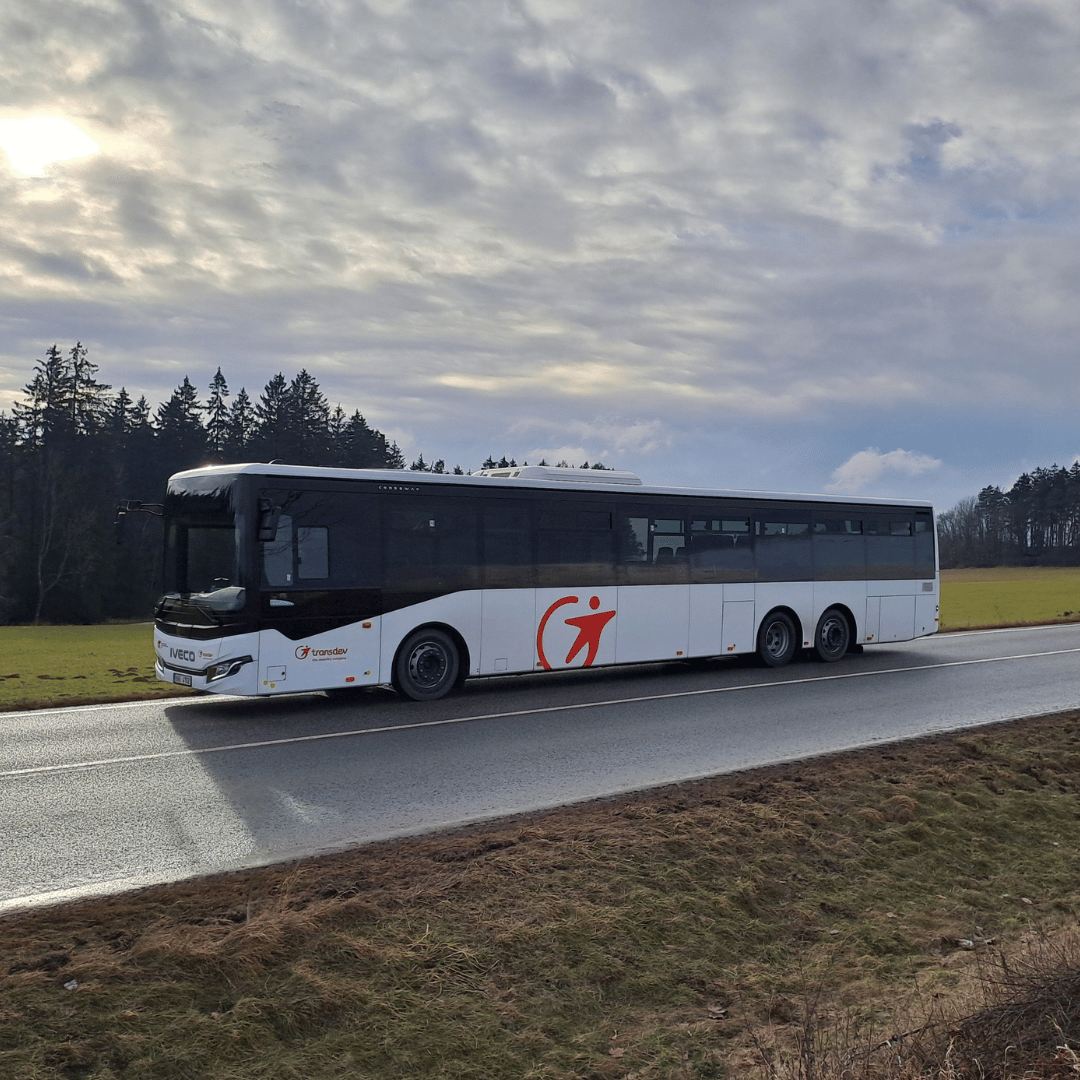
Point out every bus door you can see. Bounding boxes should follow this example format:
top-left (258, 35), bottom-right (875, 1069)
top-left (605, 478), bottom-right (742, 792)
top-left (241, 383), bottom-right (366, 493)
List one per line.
top-left (258, 488), bottom-right (383, 693)
top-left (479, 500), bottom-right (536, 675)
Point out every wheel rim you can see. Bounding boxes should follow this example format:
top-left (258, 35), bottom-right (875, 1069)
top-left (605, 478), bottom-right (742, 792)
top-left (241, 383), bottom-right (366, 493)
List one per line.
top-left (820, 616), bottom-right (846, 653)
top-left (407, 641), bottom-right (448, 690)
top-left (764, 620), bottom-right (790, 658)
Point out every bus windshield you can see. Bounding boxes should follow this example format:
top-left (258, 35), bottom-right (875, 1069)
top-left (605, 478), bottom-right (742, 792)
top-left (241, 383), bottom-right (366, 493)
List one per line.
top-left (162, 474), bottom-right (245, 607)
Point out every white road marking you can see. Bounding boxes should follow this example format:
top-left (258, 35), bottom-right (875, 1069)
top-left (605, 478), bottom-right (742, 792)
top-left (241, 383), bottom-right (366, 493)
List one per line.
top-left (3, 646), bottom-right (1080, 780)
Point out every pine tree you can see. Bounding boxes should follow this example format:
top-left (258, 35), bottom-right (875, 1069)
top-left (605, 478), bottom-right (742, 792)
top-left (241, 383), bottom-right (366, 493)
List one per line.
top-left (253, 373), bottom-right (290, 461)
top-left (110, 388), bottom-right (132, 440)
top-left (68, 342), bottom-right (110, 437)
top-left (14, 345), bottom-right (72, 449)
top-left (11, 345), bottom-right (116, 622)
top-left (224, 388), bottom-right (255, 460)
top-left (338, 410), bottom-right (389, 468)
top-left (385, 441), bottom-right (406, 469)
top-left (124, 395), bottom-right (158, 498)
top-left (205, 368), bottom-right (230, 460)
top-left (286, 370), bottom-right (331, 465)
top-left (328, 405), bottom-right (348, 463)
top-left (155, 377), bottom-right (206, 473)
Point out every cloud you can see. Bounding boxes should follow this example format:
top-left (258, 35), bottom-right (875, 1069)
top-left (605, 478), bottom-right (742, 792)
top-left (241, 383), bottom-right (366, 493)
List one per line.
top-left (826, 448), bottom-right (942, 495)
top-left (508, 415), bottom-right (671, 464)
top-left (3, 0), bottom-right (1080, 513)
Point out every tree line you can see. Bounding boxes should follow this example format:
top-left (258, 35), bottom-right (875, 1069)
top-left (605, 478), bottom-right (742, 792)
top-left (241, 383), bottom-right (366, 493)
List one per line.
top-left (0, 344), bottom-right (610, 623)
top-left (937, 463), bottom-right (1080, 567)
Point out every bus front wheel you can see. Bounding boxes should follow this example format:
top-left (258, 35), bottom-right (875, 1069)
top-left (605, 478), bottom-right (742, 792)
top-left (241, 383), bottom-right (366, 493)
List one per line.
top-left (757, 611), bottom-right (797, 668)
top-left (393, 628), bottom-right (460, 701)
top-left (814, 608), bottom-right (850, 662)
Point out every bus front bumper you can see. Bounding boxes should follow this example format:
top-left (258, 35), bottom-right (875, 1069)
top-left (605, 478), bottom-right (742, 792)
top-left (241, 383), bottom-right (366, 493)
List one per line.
top-left (154, 630), bottom-right (260, 695)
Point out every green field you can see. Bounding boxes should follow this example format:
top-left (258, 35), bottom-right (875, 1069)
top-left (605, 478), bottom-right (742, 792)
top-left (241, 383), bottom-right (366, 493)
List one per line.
top-left (0, 623), bottom-right (193, 712)
top-left (939, 565), bottom-right (1080, 629)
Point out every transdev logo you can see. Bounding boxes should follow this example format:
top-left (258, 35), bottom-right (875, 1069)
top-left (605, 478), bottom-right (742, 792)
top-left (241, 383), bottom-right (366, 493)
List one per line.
top-left (536, 594), bottom-right (616, 670)
top-left (295, 645), bottom-right (349, 661)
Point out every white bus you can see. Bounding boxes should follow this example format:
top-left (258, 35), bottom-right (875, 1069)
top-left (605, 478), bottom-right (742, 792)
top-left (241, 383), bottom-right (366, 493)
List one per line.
top-left (151, 463), bottom-right (938, 701)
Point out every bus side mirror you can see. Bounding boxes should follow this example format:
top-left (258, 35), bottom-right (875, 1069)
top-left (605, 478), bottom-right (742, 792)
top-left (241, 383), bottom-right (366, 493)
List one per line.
top-left (114, 505), bottom-right (131, 545)
top-left (258, 498), bottom-right (283, 542)
top-left (114, 500), bottom-right (163, 544)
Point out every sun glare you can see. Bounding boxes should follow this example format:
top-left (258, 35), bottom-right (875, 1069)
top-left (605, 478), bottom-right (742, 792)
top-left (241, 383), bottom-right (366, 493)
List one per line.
top-left (0, 116), bottom-right (100, 177)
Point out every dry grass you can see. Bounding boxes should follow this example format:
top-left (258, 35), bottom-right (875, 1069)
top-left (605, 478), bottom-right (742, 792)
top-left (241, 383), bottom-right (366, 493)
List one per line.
top-left (4, 711), bottom-right (1080, 1078)
top-left (736, 925), bottom-right (1080, 1079)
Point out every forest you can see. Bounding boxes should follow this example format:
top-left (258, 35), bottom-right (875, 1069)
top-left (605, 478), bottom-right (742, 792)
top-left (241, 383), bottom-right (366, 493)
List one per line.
top-left (0, 344), bottom-right (609, 623)
top-left (1, 343), bottom-right (412, 623)
top-left (935, 465), bottom-right (1080, 568)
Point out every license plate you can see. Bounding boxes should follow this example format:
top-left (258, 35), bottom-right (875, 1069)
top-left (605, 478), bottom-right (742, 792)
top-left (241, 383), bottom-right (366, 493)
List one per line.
top-left (174, 672), bottom-right (192, 687)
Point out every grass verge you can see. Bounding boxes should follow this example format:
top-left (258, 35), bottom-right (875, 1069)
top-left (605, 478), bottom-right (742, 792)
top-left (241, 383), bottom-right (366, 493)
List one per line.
top-left (3, 711), bottom-right (1080, 1078)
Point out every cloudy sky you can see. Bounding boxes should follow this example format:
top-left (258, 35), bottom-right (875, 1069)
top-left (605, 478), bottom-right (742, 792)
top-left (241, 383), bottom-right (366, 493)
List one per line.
top-left (3, 0), bottom-right (1079, 511)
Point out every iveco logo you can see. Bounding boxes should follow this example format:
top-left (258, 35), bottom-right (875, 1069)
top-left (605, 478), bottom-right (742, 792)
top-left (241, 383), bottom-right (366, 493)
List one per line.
top-left (169, 647), bottom-right (196, 662)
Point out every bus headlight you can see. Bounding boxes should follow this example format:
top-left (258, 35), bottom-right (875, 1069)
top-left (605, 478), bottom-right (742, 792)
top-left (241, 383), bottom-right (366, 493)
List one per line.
top-left (205, 656), bottom-right (252, 683)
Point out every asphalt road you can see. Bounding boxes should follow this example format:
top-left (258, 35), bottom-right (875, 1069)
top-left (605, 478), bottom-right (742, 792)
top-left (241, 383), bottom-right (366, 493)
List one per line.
top-left (3, 623), bottom-right (1080, 913)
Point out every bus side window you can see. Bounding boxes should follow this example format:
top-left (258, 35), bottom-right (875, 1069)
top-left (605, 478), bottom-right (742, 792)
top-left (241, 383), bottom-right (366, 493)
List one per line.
top-left (812, 516), bottom-right (864, 581)
top-left (754, 516), bottom-right (812, 581)
top-left (483, 504), bottom-right (535, 588)
top-left (914, 513), bottom-right (935, 577)
top-left (687, 515), bottom-right (752, 583)
top-left (539, 503), bottom-right (615, 588)
top-left (617, 509), bottom-right (687, 584)
top-left (263, 514), bottom-right (294, 586)
top-left (297, 527), bottom-right (329, 579)
top-left (260, 488), bottom-right (343, 587)
top-left (648, 514), bottom-right (682, 574)
top-left (865, 517), bottom-right (916, 579)
top-left (620, 517), bottom-right (650, 569)
top-left (386, 498), bottom-right (479, 592)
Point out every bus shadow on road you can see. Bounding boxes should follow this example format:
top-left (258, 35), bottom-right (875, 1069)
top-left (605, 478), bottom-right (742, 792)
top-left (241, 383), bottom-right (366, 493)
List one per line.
top-left (153, 644), bottom-right (909, 882)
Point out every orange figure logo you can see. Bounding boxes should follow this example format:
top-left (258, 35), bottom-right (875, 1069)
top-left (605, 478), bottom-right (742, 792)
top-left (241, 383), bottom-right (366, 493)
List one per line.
top-left (536, 595), bottom-right (617, 670)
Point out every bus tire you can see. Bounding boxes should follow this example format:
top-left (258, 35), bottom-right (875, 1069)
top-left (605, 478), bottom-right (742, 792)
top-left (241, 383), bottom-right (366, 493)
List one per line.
top-left (757, 611), bottom-right (797, 668)
top-left (813, 608), bottom-right (850, 662)
top-left (392, 628), bottom-right (460, 701)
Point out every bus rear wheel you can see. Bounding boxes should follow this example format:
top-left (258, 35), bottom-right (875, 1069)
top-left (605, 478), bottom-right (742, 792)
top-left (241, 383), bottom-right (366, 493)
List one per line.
top-left (814, 608), bottom-right (850, 662)
top-left (393, 628), bottom-right (460, 701)
top-left (757, 611), bottom-right (797, 668)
